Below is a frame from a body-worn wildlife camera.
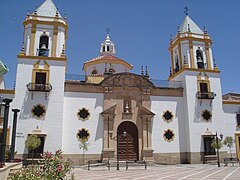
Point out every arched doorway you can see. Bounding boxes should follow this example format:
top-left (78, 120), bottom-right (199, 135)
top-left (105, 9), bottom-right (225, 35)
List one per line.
top-left (117, 121), bottom-right (139, 161)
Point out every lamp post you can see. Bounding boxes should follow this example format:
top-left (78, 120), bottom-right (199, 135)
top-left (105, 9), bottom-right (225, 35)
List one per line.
top-left (215, 132), bottom-right (223, 168)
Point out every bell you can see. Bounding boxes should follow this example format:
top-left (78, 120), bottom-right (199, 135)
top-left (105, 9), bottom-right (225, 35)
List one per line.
top-left (40, 43), bottom-right (47, 50)
top-left (197, 56), bottom-right (203, 63)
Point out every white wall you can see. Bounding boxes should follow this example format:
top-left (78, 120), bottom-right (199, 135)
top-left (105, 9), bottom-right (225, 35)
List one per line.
top-left (12, 58), bottom-right (66, 154)
top-left (63, 92), bottom-right (104, 154)
top-left (151, 96), bottom-right (184, 153)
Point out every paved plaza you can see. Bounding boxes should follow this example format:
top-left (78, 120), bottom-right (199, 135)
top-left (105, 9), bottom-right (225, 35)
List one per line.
top-left (70, 165), bottom-right (240, 180)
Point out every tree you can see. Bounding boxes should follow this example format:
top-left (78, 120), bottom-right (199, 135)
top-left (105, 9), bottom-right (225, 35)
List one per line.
top-left (223, 136), bottom-right (234, 158)
top-left (25, 134), bottom-right (41, 160)
top-left (78, 138), bottom-right (89, 164)
top-left (211, 138), bottom-right (223, 150)
top-left (9, 149), bottom-right (71, 180)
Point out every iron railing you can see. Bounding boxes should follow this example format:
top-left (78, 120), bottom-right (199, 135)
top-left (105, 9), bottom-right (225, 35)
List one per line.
top-left (65, 74), bottom-right (182, 88)
top-left (26, 83), bottom-right (52, 92)
top-left (196, 92), bottom-right (216, 99)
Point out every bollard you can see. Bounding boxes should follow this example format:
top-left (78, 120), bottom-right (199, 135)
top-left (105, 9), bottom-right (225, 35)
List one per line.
top-left (107, 161), bottom-right (110, 170)
top-left (88, 161), bottom-right (90, 170)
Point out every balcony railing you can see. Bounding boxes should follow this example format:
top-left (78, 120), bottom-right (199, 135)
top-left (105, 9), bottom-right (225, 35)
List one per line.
top-left (27, 83), bottom-right (52, 92)
top-left (196, 92), bottom-right (216, 99)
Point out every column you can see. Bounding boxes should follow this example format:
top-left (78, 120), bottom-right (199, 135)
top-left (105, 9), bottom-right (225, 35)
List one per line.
top-left (10, 109), bottom-right (20, 162)
top-left (0, 99), bottom-right (13, 165)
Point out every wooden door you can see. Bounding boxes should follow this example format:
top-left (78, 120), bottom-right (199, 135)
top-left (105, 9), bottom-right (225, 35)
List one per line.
top-left (117, 121), bottom-right (138, 161)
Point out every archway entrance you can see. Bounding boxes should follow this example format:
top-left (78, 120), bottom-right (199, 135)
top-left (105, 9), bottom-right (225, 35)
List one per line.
top-left (117, 121), bottom-right (139, 161)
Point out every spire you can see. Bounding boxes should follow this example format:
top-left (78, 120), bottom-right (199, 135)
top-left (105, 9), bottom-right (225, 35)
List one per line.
top-left (32, 0), bottom-right (61, 18)
top-left (100, 33), bottom-right (116, 56)
top-left (179, 15), bottom-right (203, 34)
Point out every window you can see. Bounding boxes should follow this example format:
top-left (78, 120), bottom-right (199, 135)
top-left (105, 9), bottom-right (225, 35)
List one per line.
top-left (202, 110), bottom-right (212, 122)
top-left (163, 129), bottom-right (175, 142)
top-left (200, 83), bottom-right (208, 93)
top-left (35, 72), bottom-right (47, 90)
top-left (91, 70), bottom-right (98, 75)
top-left (77, 108), bottom-right (90, 121)
top-left (77, 128), bottom-right (90, 140)
top-left (237, 114), bottom-right (240, 127)
top-left (162, 110), bottom-right (174, 123)
top-left (174, 56), bottom-right (180, 73)
top-left (107, 46), bottom-right (110, 51)
top-left (38, 35), bottom-right (49, 56)
top-left (32, 104), bottom-right (46, 119)
top-left (196, 48), bottom-right (204, 69)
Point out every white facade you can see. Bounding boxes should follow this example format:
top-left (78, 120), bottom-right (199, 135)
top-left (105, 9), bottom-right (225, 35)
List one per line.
top-left (2, 0), bottom-right (239, 165)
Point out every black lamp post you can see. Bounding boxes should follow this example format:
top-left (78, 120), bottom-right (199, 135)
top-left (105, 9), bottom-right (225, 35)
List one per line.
top-left (10, 109), bottom-right (20, 162)
top-left (116, 130), bottom-right (127, 170)
top-left (0, 98), bottom-right (13, 165)
top-left (216, 132), bottom-right (223, 168)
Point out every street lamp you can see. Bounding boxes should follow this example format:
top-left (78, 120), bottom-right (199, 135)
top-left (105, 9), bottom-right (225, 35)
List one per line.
top-left (116, 130), bottom-right (127, 170)
top-left (215, 132), bottom-right (223, 167)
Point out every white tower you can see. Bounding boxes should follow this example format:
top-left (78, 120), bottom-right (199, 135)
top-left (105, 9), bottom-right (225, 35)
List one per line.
top-left (100, 34), bottom-right (116, 56)
top-left (169, 14), bottom-right (224, 163)
top-left (13, 0), bottom-right (68, 157)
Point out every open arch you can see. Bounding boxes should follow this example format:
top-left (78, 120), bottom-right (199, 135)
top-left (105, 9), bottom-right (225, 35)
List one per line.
top-left (117, 121), bottom-right (139, 161)
top-left (196, 48), bottom-right (204, 69)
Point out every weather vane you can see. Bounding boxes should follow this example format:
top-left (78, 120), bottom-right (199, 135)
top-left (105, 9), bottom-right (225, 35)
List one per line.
top-left (106, 28), bottom-right (111, 34)
top-left (184, 6), bottom-right (188, 15)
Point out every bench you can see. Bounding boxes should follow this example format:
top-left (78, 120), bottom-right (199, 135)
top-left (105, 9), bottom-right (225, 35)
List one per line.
top-left (204, 155), bottom-right (217, 164)
top-left (87, 160), bottom-right (110, 170)
top-left (224, 158), bottom-right (239, 166)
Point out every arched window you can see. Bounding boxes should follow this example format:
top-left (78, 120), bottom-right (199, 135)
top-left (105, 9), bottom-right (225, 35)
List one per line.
top-left (196, 48), bottom-right (204, 69)
top-left (102, 46), bottom-right (105, 52)
top-left (39, 35), bottom-right (49, 49)
top-left (174, 55), bottom-right (180, 73)
top-left (91, 70), bottom-right (98, 75)
top-left (107, 46), bottom-right (110, 51)
top-left (38, 34), bottom-right (49, 56)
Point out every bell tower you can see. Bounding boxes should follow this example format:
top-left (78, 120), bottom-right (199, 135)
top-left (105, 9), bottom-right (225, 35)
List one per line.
top-left (13, 0), bottom-right (68, 155)
top-left (100, 34), bottom-right (116, 56)
top-left (168, 13), bottom-right (224, 164)
top-left (169, 15), bottom-right (219, 78)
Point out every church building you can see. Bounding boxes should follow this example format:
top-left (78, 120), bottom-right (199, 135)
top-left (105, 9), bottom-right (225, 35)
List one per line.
top-left (1, 0), bottom-right (240, 165)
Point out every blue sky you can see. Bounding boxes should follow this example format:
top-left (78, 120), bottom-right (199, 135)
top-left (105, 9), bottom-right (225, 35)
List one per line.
top-left (0, 0), bottom-right (239, 94)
